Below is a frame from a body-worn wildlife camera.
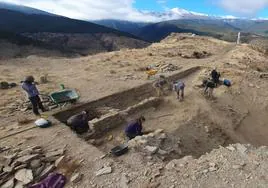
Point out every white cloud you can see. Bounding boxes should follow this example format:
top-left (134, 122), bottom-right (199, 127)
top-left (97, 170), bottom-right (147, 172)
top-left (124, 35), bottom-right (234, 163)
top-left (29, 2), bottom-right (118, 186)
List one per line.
top-left (0, 0), bottom-right (240, 22)
top-left (218, 0), bottom-right (268, 15)
top-left (1, 0), bottom-right (160, 22)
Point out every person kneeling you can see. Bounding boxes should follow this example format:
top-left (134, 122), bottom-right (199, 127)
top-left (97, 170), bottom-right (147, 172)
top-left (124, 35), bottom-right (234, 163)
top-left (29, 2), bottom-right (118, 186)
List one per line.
top-left (125, 116), bottom-right (145, 140)
top-left (67, 111), bottom-right (90, 135)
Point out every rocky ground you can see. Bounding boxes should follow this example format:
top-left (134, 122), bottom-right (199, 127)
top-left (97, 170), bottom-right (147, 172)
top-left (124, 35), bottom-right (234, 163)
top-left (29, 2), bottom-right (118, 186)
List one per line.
top-left (0, 33), bottom-right (268, 187)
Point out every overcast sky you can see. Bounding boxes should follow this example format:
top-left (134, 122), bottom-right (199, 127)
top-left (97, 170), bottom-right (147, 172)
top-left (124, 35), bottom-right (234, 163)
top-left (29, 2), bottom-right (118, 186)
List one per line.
top-left (1, 0), bottom-right (268, 21)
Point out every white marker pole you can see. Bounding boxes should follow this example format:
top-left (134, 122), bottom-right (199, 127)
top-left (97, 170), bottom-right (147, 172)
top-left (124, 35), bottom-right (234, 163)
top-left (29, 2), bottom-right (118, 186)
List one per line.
top-left (237, 32), bottom-right (241, 45)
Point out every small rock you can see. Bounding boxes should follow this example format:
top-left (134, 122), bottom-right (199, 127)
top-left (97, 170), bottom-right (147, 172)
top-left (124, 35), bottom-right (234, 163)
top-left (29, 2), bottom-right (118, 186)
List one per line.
top-left (1, 178), bottom-right (15, 188)
top-left (3, 166), bottom-right (14, 173)
top-left (16, 154), bottom-right (39, 164)
top-left (204, 126), bottom-right (209, 133)
top-left (55, 156), bottom-right (65, 167)
top-left (154, 129), bottom-right (164, 135)
top-left (232, 165), bottom-right (243, 170)
top-left (226, 146), bottom-right (236, 151)
top-left (165, 161), bottom-right (176, 170)
top-left (39, 165), bottom-right (55, 180)
top-left (30, 159), bottom-right (41, 169)
top-left (15, 169), bottom-right (33, 185)
top-left (159, 133), bottom-right (167, 140)
top-left (14, 164), bottom-right (27, 171)
top-left (107, 135), bottom-right (113, 141)
top-left (158, 149), bottom-right (168, 155)
top-left (236, 144), bottom-right (247, 154)
top-left (33, 164), bottom-right (45, 177)
top-left (71, 172), bottom-right (83, 183)
top-left (95, 167), bottom-right (112, 176)
top-left (4, 153), bottom-right (17, 165)
top-left (202, 169), bottom-right (209, 174)
top-left (10, 160), bottom-right (21, 168)
top-left (208, 167), bottom-right (217, 172)
top-left (209, 163), bottom-right (216, 168)
top-left (145, 146), bottom-right (158, 155)
top-left (45, 149), bottom-right (65, 159)
top-left (100, 154), bottom-right (107, 159)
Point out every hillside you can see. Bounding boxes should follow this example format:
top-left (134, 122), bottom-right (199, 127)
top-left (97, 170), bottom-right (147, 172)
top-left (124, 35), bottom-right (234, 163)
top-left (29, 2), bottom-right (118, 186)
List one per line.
top-left (137, 19), bottom-right (240, 42)
top-left (0, 9), bottom-right (149, 57)
top-left (0, 34), bottom-right (268, 187)
top-left (93, 19), bottom-right (149, 36)
top-left (96, 18), bottom-right (268, 43)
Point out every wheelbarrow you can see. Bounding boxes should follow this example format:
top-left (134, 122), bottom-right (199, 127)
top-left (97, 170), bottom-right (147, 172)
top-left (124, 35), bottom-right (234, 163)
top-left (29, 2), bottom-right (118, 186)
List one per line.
top-left (49, 89), bottom-right (79, 104)
top-left (39, 89), bottom-right (79, 110)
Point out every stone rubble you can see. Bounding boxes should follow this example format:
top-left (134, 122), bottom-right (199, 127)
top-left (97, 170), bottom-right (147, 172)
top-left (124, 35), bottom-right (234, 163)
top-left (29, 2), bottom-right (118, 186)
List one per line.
top-left (0, 145), bottom-right (66, 187)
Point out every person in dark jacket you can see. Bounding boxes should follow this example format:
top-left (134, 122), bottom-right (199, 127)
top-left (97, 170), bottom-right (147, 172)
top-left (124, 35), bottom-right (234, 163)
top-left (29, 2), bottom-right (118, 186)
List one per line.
top-left (22, 76), bottom-right (45, 116)
top-left (203, 79), bottom-right (216, 98)
top-left (211, 68), bottom-right (221, 86)
top-left (67, 111), bottom-right (90, 134)
top-left (125, 116), bottom-right (145, 140)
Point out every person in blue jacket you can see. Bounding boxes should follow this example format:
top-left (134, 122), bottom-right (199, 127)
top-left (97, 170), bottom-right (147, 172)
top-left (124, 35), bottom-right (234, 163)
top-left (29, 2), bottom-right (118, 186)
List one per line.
top-left (22, 76), bottom-right (45, 116)
top-left (125, 116), bottom-right (146, 140)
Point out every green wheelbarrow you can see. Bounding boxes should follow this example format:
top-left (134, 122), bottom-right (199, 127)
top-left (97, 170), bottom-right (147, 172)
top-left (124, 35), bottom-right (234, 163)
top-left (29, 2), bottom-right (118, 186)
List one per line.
top-left (49, 89), bottom-right (79, 105)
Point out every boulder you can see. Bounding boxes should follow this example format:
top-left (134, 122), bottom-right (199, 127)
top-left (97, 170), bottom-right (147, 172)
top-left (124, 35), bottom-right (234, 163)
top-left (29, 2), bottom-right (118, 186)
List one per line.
top-left (15, 169), bottom-right (33, 185)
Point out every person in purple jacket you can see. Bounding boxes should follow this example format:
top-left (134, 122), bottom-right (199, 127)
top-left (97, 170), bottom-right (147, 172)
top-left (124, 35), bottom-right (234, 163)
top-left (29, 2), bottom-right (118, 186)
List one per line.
top-left (125, 116), bottom-right (146, 140)
top-left (22, 76), bottom-right (45, 116)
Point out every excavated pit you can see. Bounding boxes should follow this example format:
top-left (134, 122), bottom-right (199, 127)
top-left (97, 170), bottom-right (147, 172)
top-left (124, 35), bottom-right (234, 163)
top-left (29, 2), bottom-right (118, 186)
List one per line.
top-left (52, 66), bottom-right (235, 159)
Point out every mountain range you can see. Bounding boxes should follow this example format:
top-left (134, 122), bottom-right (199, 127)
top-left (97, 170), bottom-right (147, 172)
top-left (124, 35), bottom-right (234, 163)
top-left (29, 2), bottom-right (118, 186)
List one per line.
top-left (0, 2), bottom-right (268, 57)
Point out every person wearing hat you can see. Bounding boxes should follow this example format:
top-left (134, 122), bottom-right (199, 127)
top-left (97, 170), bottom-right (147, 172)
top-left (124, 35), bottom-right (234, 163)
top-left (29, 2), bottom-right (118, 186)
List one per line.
top-left (22, 76), bottom-right (45, 116)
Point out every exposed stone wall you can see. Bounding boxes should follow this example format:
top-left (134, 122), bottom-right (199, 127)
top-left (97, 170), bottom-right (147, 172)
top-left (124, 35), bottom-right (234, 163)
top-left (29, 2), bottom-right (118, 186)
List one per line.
top-left (53, 66), bottom-right (200, 123)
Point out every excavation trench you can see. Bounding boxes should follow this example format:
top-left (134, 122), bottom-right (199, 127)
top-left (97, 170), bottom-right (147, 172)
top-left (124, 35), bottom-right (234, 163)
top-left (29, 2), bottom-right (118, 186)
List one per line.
top-left (53, 66), bottom-right (234, 159)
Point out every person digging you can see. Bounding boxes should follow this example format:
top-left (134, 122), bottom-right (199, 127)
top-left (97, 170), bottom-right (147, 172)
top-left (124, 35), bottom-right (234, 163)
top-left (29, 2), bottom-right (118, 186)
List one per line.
top-left (203, 79), bottom-right (216, 98)
top-left (67, 110), bottom-right (91, 135)
top-left (22, 76), bottom-right (46, 116)
top-left (173, 81), bottom-right (185, 101)
top-left (153, 75), bottom-right (169, 97)
top-left (125, 116), bottom-right (146, 140)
